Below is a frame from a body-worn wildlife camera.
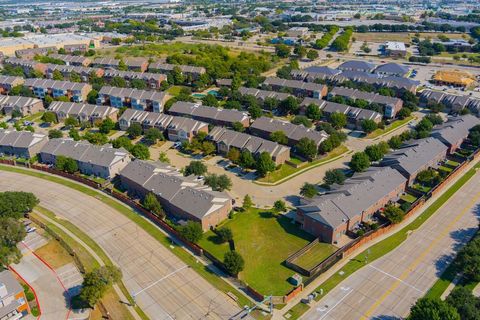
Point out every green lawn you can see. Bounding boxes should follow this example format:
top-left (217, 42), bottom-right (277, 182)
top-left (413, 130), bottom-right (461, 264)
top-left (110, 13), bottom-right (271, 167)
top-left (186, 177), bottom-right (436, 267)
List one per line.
top-left (400, 193), bottom-right (418, 203)
top-left (439, 165), bottom-right (453, 173)
top-left (166, 85), bottom-right (187, 97)
top-left (0, 165), bottom-right (253, 309)
top-left (445, 160), bottom-right (460, 167)
top-left (22, 112), bottom-right (45, 122)
top-left (199, 209), bottom-right (315, 295)
top-left (412, 183), bottom-right (431, 193)
top-left (292, 242), bottom-right (338, 271)
top-left (256, 145), bottom-right (349, 185)
top-left (366, 116), bottom-right (414, 139)
top-left (287, 160), bottom-right (480, 318)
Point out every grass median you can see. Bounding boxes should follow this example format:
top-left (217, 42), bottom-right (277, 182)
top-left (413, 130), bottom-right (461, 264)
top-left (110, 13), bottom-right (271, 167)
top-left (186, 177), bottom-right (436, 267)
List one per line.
top-left (284, 161), bottom-right (480, 319)
top-left (0, 164), bottom-right (253, 309)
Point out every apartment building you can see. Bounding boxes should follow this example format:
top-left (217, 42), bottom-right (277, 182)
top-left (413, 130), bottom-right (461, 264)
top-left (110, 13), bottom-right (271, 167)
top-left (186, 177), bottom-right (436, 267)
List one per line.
top-left (0, 129), bottom-right (48, 159)
top-left (168, 101), bottom-right (250, 128)
top-left (338, 60), bottom-right (376, 73)
top-left (91, 57), bottom-right (119, 69)
top-left (431, 115), bottom-right (480, 153)
top-left (97, 86), bottom-right (167, 112)
top-left (238, 87), bottom-right (293, 104)
top-left (0, 95), bottom-right (44, 116)
top-left (167, 116), bottom-right (209, 142)
top-left (296, 167), bottom-right (407, 243)
top-left (0, 76), bottom-right (24, 94)
top-left (148, 63), bottom-right (206, 80)
top-left (45, 64), bottom-right (104, 82)
top-left (64, 43), bottom-right (88, 54)
top-left (47, 54), bottom-right (92, 67)
top-left (207, 127), bottom-right (291, 165)
top-left (250, 116), bottom-right (329, 148)
top-left (103, 70), bottom-right (167, 89)
top-left (15, 46), bottom-right (56, 59)
top-left (328, 87), bottom-right (404, 118)
top-left (118, 160), bottom-right (233, 231)
top-left (48, 101), bottom-right (119, 124)
top-left (0, 270), bottom-right (30, 319)
top-left (24, 78), bottom-right (92, 102)
top-left (420, 89), bottom-right (480, 114)
top-left (4, 58), bottom-right (47, 76)
top-left (380, 137), bottom-right (448, 185)
top-left (39, 139), bottom-right (131, 179)
top-left (124, 57), bottom-right (149, 72)
top-left (263, 77), bottom-right (328, 99)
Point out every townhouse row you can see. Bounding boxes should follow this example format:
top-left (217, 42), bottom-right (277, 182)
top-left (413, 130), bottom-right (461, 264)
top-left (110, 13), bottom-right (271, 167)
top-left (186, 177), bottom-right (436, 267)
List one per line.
top-left (296, 114), bottom-right (480, 243)
top-left (0, 129), bottom-right (233, 232)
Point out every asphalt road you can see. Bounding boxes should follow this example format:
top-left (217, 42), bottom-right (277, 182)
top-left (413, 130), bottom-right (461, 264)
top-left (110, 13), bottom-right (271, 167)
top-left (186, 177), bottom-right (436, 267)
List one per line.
top-left (301, 168), bottom-right (480, 320)
top-left (0, 170), bottom-right (241, 320)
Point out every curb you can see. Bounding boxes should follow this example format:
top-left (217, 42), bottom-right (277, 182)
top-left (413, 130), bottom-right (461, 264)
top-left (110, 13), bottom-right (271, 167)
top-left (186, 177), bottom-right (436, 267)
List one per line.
top-left (8, 265), bottom-right (42, 320)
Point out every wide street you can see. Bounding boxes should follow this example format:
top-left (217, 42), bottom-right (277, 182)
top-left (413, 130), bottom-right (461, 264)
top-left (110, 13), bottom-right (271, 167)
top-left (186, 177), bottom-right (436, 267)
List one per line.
top-left (0, 170), bottom-right (241, 320)
top-left (301, 167), bottom-right (480, 320)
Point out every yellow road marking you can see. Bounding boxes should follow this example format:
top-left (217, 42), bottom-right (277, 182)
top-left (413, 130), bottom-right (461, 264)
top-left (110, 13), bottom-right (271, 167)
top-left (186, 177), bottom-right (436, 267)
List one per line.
top-left (360, 187), bottom-right (480, 320)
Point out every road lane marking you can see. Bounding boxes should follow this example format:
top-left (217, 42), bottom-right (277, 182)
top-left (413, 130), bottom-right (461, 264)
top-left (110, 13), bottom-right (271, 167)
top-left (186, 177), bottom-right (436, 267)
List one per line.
top-left (360, 188), bottom-right (480, 320)
top-left (318, 288), bottom-right (354, 320)
top-left (367, 265), bottom-right (424, 294)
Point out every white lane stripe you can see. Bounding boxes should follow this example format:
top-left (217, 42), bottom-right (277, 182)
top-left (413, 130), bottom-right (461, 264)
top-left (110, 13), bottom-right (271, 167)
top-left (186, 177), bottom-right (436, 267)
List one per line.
top-left (368, 264), bottom-right (424, 294)
top-left (318, 288), bottom-right (354, 320)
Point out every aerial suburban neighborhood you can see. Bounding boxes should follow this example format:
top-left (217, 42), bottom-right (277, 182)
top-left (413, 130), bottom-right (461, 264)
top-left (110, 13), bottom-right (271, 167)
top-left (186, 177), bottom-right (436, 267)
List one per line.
top-left (0, 0), bottom-right (480, 320)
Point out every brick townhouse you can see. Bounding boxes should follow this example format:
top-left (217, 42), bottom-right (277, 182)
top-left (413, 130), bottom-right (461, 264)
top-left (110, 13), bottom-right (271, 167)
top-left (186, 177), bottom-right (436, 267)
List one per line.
top-left (0, 129), bottom-right (48, 159)
top-left (148, 62), bottom-right (206, 80)
top-left (263, 77), bottom-right (328, 99)
top-left (118, 160), bottom-right (233, 231)
top-left (0, 95), bottom-right (44, 116)
top-left (45, 64), bottom-right (104, 82)
top-left (0, 75), bottom-right (24, 94)
top-left (431, 114), bottom-right (480, 153)
top-left (97, 86), bottom-right (167, 112)
top-left (24, 78), bottom-right (92, 102)
top-left (48, 101), bottom-right (119, 124)
top-left (103, 70), bottom-right (166, 89)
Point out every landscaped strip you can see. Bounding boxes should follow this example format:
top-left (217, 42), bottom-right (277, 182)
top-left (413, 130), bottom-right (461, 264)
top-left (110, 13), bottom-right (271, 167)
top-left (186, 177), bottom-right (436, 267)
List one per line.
top-left (30, 209), bottom-right (139, 320)
top-left (366, 115), bottom-right (414, 139)
top-left (255, 145), bottom-right (349, 185)
top-left (0, 164), bottom-right (253, 309)
top-left (284, 160), bottom-right (480, 319)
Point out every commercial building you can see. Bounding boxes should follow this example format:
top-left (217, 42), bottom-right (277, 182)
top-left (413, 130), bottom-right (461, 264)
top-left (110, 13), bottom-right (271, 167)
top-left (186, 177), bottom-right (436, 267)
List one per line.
top-left (207, 127), bottom-right (291, 165)
top-left (118, 160), bottom-right (233, 231)
top-left (286, 27), bottom-right (310, 38)
top-left (250, 116), bottom-right (329, 148)
top-left (39, 139), bottom-right (131, 179)
top-left (263, 77), bottom-right (328, 99)
top-left (48, 101), bottom-right (119, 124)
top-left (382, 42), bottom-right (407, 58)
top-left (328, 87), bottom-right (404, 118)
top-left (168, 101), bottom-right (250, 128)
top-left (291, 66), bottom-right (341, 82)
top-left (433, 69), bottom-right (477, 88)
top-left (0, 95), bottom-right (44, 116)
top-left (148, 63), bottom-right (206, 80)
top-left (0, 129), bottom-right (48, 159)
top-left (24, 78), bottom-right (92, 102)
top-left (296, 167), bottom-right (407, 243)
top-left (0, 270), bottom-right (30, 319)
top-left (97, 86), bottom-right (167, 112)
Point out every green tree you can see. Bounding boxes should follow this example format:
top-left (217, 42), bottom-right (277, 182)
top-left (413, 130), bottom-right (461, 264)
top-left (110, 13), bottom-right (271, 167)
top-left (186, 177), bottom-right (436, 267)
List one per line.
top-left (143, 192), bottom-right (164, 218)
top-left (270, 131), bottom-right (288, 145)
top-left (454, 236), bottom-right (480, 282)
top-left (201, 141), bottom-right (216, 155)
top-left (42, 112), bottom-right (57, 124)
top-left (248, 104), bottom-right (263, 119)
top-left (131, 144), bottom-right (150, 160)
top-left (217, 227), bottom-right (233, 243)
top-left (184, 161), bottom-right (207, 176)
top-left (82, 132), bottom-right (108, 145)
top-left (69, 128), bottom-right (81, 141)
top-left (232, 121), bottom-right (245, 132)
top-left (279, 96), bottom-right (299, 115)
top-left (0, 192), bottom-right (39, 219)
top-left (349, 152), bottom-right (371, 172)
top-left (0, 217), bottom-right (25, 266)
top-left (323, 169), bottom-right (346, 185)
top-left (384, 205), bottom-right (404, 224)
top-left (111, 76), bottom-right (127, 88)
top-left (305, 103), bottom-right (322, 120)
top-left (275, 44), bottom-right (291, 58)
top-left (64, 116), bottom-right (79, 128)
top-left (273, 199), bottom-right (287, 213)
top-left (131, 79), bottom-right (147, 90)
top-left (361, 119), bottom-right (378, 133)
top-left (158, 152), bottom-right (170, 164)
top-left (87, 90), bottom-right (99, 105)
top-left (293, 45), bottom-right (307, 58)
top-left (256, 152), bottom-right (276, 177)
top-left (179, 221), bottom-right (203, 243)
top-left (300, 183), bottom-right (317, 198)
top-left (52, 70), bottom-right (64, 81)
top-left (70, 71), bottom-right (81, 83)
top-left (242, 194), bottom-right (253, 210)
top-left (118, 59), bottom-right (127, 71)
top-left (295, 137), bottom-right (317, 159)
top-left (408, 297), bottom-right (460, 320)
top-left (365, 144), bottom-right (385, 162)
top-left (79, 266), bottom-right (121, 307)
top-left (55, 155), bottom-right (78, 173)
top-left (306, 49), bottom-right (319, 60)
top-left (127, 123), bottom-right (142, 139)
top-left (204, 174), bottom-right (232, 191)
top-left (202, 94), bottom-right (218, 107)
top-left (48, 129), bottom-right (63, 139)
top-left (112, 136), bottom-right (133, 150)
top-left (292, 115), bottom-right (312, 128)
top-left (446, 286), bottom-right (480, 320)
top-left (99, 118), bottom-right (115, 134)
top-left (330, 112), bottom-right (347, 129)
top-left (143, 128), bottom-right (164, 145)
top-left (227, 148), bottom-right (240, 163)
top-left (239, 150), bottom-right (255, 169)
top-left (224, 251), bottom-right (245, 276)
top-left (388, 136), bottom-right (403, 149)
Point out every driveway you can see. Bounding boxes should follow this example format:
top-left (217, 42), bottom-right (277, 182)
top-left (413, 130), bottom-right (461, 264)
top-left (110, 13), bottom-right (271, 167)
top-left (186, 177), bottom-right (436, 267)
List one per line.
top-left (0, 170), bottom-right (241, 320)
top-left (301, 168), bottom-right (480, 320)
